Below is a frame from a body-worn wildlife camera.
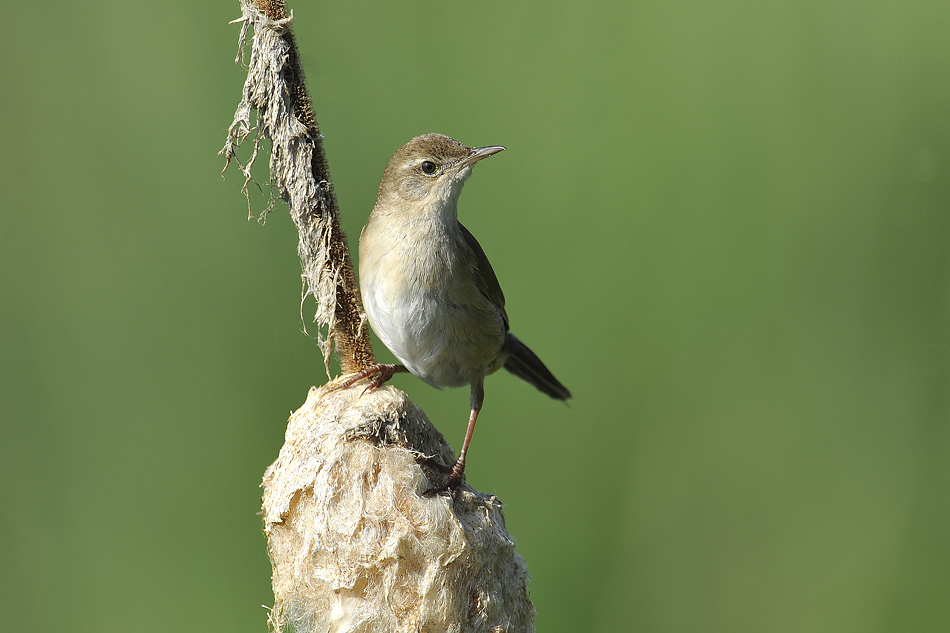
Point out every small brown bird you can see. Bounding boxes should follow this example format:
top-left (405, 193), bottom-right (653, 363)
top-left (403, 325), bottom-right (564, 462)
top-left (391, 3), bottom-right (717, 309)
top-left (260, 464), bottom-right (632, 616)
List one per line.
top-left (342, 133), bottom-right (571, 488)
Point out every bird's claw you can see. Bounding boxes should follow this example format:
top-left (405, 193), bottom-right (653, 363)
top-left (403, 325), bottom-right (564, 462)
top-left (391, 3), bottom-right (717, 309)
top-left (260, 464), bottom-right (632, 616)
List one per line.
top-left (334, 363), bottom-right (407, 395)
top-left (416, 454), bottom-right (465, 496)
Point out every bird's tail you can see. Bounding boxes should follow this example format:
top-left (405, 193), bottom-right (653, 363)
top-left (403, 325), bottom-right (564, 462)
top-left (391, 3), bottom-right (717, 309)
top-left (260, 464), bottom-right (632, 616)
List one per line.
top-left (503, 333), bottom-right (571, 401)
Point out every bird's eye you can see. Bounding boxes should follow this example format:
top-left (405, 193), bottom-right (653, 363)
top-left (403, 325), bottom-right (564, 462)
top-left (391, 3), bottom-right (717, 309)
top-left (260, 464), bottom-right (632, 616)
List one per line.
top-left (420, 160), bottom-right (437, 175)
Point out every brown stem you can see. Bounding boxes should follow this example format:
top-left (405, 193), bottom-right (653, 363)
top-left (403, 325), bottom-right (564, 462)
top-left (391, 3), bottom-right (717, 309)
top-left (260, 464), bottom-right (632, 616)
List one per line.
top-left (222, 0), bottom-right (374, 375)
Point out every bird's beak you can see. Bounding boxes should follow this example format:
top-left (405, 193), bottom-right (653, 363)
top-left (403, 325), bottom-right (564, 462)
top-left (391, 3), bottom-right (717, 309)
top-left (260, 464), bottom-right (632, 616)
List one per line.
top-left (457, 145), bottom-right (506, 169)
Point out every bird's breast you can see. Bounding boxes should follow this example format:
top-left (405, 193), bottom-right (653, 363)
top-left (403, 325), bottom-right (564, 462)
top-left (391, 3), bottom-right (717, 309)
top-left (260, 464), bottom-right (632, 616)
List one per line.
top-left (359, 216), bottom-right (507, 388)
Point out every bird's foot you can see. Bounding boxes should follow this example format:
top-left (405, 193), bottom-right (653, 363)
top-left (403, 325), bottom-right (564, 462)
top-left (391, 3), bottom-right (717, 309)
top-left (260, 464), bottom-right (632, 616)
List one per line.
top-left (335, 363), bottom-right (408, 396)
top-left (420, 456), bottom-right (465, 496)
top-left (447, 459), bottom-right (465, 489)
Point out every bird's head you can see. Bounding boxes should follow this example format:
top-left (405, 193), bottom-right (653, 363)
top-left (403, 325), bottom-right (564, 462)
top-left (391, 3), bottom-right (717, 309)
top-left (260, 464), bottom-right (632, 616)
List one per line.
top-left (376, 133), bottom-right (505, 212)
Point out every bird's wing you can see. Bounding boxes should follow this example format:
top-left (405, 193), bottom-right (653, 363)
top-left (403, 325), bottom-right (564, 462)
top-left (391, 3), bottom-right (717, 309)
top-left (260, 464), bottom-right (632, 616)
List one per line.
top-left (458, 221), bottom-right (509, 331)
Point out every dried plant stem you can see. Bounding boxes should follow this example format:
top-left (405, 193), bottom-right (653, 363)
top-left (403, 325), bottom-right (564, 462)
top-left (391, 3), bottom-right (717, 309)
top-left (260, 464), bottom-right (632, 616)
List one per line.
top-left (220, 2), bottom-right (536, 632)
top-left (220, 0), bottom-right (373, 376)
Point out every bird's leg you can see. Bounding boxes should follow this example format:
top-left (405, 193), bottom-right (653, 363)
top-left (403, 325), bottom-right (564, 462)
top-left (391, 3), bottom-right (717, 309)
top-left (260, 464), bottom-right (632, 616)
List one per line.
top-left (336, 363), bottom-right (409, 395)
top-left (446, 379), bottom-right (485, 489)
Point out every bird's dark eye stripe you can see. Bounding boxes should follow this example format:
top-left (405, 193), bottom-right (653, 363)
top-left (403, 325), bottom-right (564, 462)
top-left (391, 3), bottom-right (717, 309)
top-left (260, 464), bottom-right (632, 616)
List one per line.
top-left (421, 160), bottom-right (437, 174)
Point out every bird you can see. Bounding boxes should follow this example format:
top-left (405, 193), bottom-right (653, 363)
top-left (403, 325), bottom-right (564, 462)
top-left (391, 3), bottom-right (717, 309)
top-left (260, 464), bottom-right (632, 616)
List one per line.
top-left (340, 133), bottom-right (571, 489)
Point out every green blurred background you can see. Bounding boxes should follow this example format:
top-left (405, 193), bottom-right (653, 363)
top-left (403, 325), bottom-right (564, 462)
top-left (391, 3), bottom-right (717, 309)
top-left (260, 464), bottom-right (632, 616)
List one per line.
top-left (2, 1), bottom-right (948, 631)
